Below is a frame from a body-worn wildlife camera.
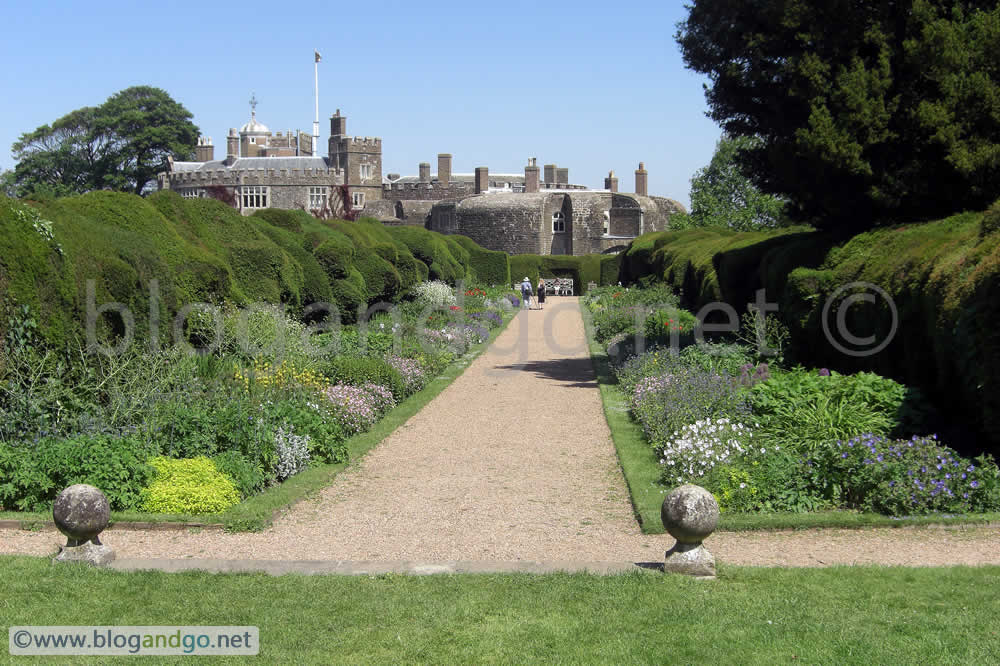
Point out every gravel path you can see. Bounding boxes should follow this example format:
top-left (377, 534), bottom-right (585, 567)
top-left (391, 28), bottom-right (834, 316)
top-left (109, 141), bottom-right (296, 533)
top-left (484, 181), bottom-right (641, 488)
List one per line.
top-left (2, 298), bottom-right (999, 567)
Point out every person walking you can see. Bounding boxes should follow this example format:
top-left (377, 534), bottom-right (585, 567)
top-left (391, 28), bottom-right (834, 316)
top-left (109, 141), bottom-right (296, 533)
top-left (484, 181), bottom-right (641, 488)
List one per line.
top-left (520, 276), bottom-right (532, 309)
top-left (536, 278), bottom-right (546, 310)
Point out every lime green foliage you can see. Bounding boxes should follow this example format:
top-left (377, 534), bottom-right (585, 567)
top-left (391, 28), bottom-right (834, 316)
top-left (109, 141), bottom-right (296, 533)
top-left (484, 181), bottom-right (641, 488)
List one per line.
top-left (141, 456), bottom-right (240, 514)
top-left (0, 434), bottom-right (155, 512)
top-left (619, 213), bottom-right (1000, 456)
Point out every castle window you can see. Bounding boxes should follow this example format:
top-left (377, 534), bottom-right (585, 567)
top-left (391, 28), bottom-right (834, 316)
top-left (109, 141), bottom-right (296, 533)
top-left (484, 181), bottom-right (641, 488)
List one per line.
top-left (603, 211), bottom-right (610, 235)
top-left (352, 192), bottom-right (365, 209)
top-left (309, 186), bottom-right (328, 210)
top-left (181, 188), bottom-right (205, 199)
top-left (360, 164), bottom-right (374, 180)
top-left (552, 211), bottom-right (566, 233)
top-left (241, 185), bottom-right (269, 209)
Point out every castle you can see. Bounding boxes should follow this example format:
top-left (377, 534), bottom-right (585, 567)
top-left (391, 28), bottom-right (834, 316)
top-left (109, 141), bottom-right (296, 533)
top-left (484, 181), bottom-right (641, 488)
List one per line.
top-left (159, 103), bottom-right (684, 256)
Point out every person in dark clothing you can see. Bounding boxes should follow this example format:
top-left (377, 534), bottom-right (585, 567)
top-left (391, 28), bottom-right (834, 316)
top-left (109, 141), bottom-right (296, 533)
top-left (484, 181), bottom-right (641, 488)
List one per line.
top-left (536, 279), bottom-right (546, 310)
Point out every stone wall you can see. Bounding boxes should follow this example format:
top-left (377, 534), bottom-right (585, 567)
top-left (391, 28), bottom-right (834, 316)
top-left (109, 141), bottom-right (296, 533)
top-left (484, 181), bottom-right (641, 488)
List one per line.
top-left (382, 181), bottom-right (477, 201)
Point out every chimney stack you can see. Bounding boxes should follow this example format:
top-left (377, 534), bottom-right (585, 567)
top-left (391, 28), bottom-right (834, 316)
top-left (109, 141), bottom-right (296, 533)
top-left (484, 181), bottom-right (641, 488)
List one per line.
top-left (543, 164), bottom-right (556, 185)
top-left (604, 170), bottom-right (618, 193)
top-left (475, 166), bottom-right (489, 194)
top-left (524, 157), bottom-right (540, 193)
top-left (419, 162), bottom-right (431, 182)
top-left (438, 153), bottom-right (452, 186)
top-left (196, 136), bottom-right (215, 162)
top-left (635, 162), bottom-right (648, 196)
top-left (556, 167), bottom-right (569, 186)
top-left (225, 128), bottom-right (238, 165)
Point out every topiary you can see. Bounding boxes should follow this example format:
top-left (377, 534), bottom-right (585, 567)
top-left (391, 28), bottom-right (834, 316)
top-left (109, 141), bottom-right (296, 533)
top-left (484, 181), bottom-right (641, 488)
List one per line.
top-left (140, 456), bottom-right (240, 514)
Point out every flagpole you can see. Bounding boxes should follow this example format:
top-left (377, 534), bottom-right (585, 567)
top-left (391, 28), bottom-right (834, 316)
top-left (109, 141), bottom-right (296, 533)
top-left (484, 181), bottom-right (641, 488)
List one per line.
top-left (313, 50), bottom-right (320, 153)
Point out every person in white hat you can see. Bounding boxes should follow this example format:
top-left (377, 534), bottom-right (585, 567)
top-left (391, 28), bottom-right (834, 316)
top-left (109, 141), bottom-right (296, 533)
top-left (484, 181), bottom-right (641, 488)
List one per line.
top-left (520, 276), bottom-right (532, 309)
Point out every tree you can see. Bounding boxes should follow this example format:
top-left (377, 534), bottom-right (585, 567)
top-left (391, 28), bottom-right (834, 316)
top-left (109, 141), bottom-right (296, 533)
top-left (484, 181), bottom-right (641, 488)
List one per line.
top-left (11, 86), bottom-right (198, 196)
top-left (689, 135), bottom-right (785, 231)
top-left (676, 1), bottom-right (1000, 230)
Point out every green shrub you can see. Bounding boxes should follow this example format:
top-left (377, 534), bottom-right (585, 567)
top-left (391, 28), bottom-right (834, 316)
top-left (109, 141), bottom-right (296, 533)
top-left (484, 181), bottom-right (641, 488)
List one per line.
top-left (981, 199), bottom-right (1000, 240)
top-left (0, 434), bottom-right (155, 511)
top-left (140, 456), bottom-right (240, 514)
top-left (259, 399), bottom-right (348, 464)
top-left (450, 235), bottom-right (510, 286)
top-left (749, 369), bottom-right (911, 453)
top-left (319, 356), bottom-right (407, 401)
top-left (212, 450), bottom-right (267, 499)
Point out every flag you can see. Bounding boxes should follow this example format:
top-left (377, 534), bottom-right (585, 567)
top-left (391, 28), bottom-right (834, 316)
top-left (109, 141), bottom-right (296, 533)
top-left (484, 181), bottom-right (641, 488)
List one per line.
top-left (314, 50), bottom-right (321, 63)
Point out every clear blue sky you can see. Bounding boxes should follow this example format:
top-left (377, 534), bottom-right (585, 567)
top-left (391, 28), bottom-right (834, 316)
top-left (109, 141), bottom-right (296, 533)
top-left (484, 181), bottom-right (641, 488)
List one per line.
top-left (0, 0), bottom-right (721, 209)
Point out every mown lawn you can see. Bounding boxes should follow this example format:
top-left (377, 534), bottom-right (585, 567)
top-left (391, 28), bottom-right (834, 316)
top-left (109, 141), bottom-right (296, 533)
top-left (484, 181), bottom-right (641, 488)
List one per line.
top-left (2, 556), bottom-right (998, 664)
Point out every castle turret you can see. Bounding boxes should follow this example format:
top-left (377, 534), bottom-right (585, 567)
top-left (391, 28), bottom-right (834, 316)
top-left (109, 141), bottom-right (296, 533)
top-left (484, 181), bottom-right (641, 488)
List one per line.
top-left (438, 154), bottom-right (452, 186)
top-left (525, 158), bottom-right (540, 193)
top-left (419, 162), bottom-right (431, 182)
top-left (475, 166), bottom-right (489, 194)
top-left (604, 170), bottom-right (618, 193)
top-left (196, 136), bottom-right (214, 162)
top-left (635, 162), bottom-right (648, 196)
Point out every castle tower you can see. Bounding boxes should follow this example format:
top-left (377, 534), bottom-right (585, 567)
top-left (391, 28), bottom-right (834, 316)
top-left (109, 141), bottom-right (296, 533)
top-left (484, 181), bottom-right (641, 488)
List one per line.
top-left (544, 164), bottom-right (556, 185)
top-left (524, 158), bottom-right (540, 193)
top-left (604, 170), bottom-right (618, 193)
top-left (419, 162), bottom-right (431, 182)
top-left (328, 108), bottom-right (382, 208)
top-left (635, 162), bottom-right (648, 196)
top-left (438, 154), bottom-right (452, 186)
top-left (196, 136), bottom-right (214, 162)
top-left (475, 167), bottom-right (489, 194)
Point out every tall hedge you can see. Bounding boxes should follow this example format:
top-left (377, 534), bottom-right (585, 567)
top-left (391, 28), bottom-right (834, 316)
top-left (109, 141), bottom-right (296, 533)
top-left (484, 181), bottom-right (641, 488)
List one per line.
top-left (509, 255), bottom-right (606, 294)
top-left (619, 213), bottom-right (1000, 457)
top-left (0, 192), bottom-right (503, 344)
top-left (449, 235), bottom-right (510, 287)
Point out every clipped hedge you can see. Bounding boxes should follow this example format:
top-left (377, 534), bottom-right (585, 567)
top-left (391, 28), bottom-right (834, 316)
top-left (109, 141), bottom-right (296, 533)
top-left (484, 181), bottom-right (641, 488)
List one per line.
top-left (0, 193), bottom-right (507, 345)
top-left (508, 254), bottom-right (607, 294)
top-left (450, 235), bottom-right (510, 287)
top-left (618, 211), bottom-right (1000, 457)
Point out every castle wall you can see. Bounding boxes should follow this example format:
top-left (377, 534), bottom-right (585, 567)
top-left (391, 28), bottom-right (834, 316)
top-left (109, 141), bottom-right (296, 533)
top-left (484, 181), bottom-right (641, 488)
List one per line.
top-left (383, 181), bottom-right (476, 201)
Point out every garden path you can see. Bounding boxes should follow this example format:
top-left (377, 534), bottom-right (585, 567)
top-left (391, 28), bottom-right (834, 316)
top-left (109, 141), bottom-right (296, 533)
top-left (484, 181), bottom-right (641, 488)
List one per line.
top-left (2, 298), bottom-right (1000, 566)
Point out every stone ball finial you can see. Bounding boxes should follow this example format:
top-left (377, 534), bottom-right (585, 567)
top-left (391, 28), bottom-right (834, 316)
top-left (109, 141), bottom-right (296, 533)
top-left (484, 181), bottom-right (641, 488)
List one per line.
top-left (661, 484), bottom-right (719, 542)
top-left (53, 484), bottom-right (110, 547)
top-left (661, 484), bottom-right (719, 578)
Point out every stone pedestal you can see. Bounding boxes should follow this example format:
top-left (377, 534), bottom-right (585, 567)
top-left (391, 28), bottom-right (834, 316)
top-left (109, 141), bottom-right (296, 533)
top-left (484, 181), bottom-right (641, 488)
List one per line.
top-left (54, 541), bottom-right (116, 567)
top-left (661, 484), bottom-right (719, 579)
top-left (51, 484), bottom-right (114, 568)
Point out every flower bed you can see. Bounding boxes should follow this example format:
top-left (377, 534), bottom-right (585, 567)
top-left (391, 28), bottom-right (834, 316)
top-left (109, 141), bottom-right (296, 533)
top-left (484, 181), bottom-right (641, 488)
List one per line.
top-left (0, 281), bottom-right (516, 518)
top-left (582, 285), bottom-right (1000, 517)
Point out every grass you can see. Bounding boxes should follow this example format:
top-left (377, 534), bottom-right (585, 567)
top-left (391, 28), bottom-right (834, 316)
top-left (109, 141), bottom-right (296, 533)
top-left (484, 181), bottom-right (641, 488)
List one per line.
top-left (580, 303), bottom-right (1000, 533)
top-left (0, 310), bottom-right (516, 532)
top-left (3, 555), bottom-right (999, 663)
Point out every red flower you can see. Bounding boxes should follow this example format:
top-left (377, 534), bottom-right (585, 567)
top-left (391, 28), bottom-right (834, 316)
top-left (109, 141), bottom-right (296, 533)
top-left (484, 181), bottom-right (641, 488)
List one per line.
top-left (450, 306), bottom-right (461, 311)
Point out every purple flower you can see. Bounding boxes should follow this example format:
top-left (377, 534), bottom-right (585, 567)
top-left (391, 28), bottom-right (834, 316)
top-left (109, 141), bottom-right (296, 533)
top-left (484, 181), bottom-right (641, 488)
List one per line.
top-left (970, 480), bottom-right (980, 488)
top-left (818, 368), bottom-right (830, 376)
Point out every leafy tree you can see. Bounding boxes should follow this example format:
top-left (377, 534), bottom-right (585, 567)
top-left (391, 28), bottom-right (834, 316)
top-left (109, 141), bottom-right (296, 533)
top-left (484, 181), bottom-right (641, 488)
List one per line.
top-left (676, 1), bottom-right (1000, 230)
top-left (11, 86), bottom-right (198, 196)
top-left (689, 135), bottom-right (785, 231)
top-left (1, 169), bottom-right (15, 197)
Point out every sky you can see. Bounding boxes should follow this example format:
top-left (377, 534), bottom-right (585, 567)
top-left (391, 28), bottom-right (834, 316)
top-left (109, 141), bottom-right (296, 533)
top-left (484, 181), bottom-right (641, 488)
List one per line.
top-left (0, 0), bottom-right (722, 209)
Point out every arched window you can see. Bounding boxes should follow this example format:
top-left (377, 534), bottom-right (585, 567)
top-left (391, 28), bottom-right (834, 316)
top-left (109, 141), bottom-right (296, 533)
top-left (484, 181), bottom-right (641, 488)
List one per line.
top-left (603, 211), bottom-right (610, 235)
top-left (552, 211), bottom-right (565, 233)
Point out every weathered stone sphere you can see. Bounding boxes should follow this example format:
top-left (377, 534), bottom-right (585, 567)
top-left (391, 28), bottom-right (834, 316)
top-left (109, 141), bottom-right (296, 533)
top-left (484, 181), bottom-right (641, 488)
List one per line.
top-left (661, 484), bottom-right (719, 543)
top-left (53, 484), bottom-right (110, 544)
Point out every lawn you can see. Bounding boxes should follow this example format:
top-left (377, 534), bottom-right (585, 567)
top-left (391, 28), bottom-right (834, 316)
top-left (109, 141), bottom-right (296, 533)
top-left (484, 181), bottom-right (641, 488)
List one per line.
top-left (2, 556), bottom-right (998, 663)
